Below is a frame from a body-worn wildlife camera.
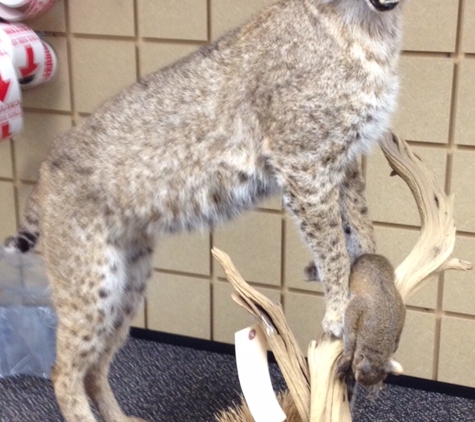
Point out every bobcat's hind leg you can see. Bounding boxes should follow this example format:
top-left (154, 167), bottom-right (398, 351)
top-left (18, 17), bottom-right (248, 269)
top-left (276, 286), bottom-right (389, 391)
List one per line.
top-left (84, 326), bottom-right (148, 422)
top-left (45, 216), bottom-right (152, 422)
top-left (84, 237), bottom-right (153, 422)
top-left (48, 256), bottom-right (114, 422)
top-left (51, 322), bottom-right (98, 422)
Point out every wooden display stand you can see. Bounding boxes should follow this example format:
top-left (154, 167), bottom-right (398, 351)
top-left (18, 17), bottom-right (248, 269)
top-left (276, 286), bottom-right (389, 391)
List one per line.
top-left (214, 132), bottom-right (472, 422)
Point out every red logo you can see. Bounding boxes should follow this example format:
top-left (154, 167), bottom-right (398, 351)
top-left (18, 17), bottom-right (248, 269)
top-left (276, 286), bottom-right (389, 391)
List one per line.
top-left (0, 73), bottom-right (10, 103)
top-left (1, 122), bottom-right (11, 139)
top-left (19, 45), bottom-right (39, 78)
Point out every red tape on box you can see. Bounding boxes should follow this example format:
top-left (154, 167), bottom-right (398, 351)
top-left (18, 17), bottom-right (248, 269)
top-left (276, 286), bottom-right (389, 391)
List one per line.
top-left (0, 0), bottom-right (55, 22)
top-left (0, 23), bottom-right (58, 141)
top-left (0, 45), bottom-right (22, 141)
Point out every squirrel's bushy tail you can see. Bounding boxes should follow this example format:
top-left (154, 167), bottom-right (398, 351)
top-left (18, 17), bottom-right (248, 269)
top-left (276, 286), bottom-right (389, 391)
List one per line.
top-left (4, 186), bottom-right (40, 253)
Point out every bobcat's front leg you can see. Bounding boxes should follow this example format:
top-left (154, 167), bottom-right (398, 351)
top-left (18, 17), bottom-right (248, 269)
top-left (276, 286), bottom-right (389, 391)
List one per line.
top-left (304, 159), bottom-right (376, 283)
top-left (282, 167), bottom-right (350, 337)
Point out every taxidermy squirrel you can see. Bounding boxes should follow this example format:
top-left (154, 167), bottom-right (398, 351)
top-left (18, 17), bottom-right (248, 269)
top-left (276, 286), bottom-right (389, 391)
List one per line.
top-left (336, 254), bottom-right (405, 392)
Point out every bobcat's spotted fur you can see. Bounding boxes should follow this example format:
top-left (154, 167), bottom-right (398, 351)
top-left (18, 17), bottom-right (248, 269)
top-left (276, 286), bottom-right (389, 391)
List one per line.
top-left (6, 0), bottom-right (404, 420)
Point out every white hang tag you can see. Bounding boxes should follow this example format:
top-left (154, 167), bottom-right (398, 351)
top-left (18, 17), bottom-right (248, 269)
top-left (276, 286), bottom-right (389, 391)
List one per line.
top-left (235, 325), bottom-right (286, 422)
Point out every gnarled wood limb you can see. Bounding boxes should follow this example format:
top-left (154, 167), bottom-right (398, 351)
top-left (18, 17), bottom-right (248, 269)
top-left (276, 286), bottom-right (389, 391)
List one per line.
top-left (215, 132), bottom-right (472, 422)
top-left (380, 132), bottom-right (472, 300)
top-left (212, 247), bottom-right (311, 422)
top-left (308, 337), bottom-right (350, 422)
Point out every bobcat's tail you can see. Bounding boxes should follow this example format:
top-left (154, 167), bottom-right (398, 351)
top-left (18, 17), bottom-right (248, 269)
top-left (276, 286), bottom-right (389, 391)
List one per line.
top-left (4, 186), bottom-right (40, 253)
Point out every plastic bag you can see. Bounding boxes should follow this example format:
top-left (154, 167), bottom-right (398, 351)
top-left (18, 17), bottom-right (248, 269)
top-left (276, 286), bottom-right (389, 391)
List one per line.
top-left (0, 248), bottom-right (56, 378)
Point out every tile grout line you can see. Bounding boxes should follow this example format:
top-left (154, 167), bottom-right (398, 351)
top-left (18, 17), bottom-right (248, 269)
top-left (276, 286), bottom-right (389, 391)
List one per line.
top-left (35, 31), bottom-right (207, 46)
top-left (151, 267), bottom-right (211, 280)
top-left (373, 220), bottom-right (421, 231)
top-left (454, 230), bottom-right (475, 238)
top-left (209, 231), bottom-right (214, 341)
top-left (455, 144), bottom-right (475, 151)
top-left (62, 0), bottom-right (78, 126)
top-left (361, 155), bottom-right (367, 183)
top-left (405, 305), bottom-right (435, 314)
top-left (445, 0), bottom-right (465, 196)
top-left (133, 0), bottom-right (148, 330)
top-left (382, 139), bottom-right (475, 151)
top-left (207, 0), bottom-right (212, 42)
top-left (0, 178), bottom-right (37, 185)
top-left (70, 33), bottom-right (209, 46)
top-left (216, 276), bottom-right (283, 292)
top-left (207, 0), bottom-right (214, 342)
top-left (401, 50), bottom-right (458, 58)
top-left (373, 221), bottom-right (475, 238)
top-left (405, 140), bottom-right (451, 149)
top-left (280, 216), bottom-right (286, 312)
top-left (22, 107), bottom-right (73, 115)
top-left (403, 306), bottom-right (475, 320)
top-left (9, 136), bottom-right (20, 230)
top-left (133, 0), bottom-right (141, 81)
top-left (432, 0), bottom-right (466, 382)
top-left (443, 310), bottom-right (475, 321)
top-left (287, 287), bottom-right (324, 298)
top-left (255, 207), bottom-right (284, 215)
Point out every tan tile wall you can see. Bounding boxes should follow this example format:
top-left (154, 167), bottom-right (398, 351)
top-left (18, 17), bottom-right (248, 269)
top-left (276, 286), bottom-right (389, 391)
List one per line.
top-left (0, 0), bottom-right (474, 387)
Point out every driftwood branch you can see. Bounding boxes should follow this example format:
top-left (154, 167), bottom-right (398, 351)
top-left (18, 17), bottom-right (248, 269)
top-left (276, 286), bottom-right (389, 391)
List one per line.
top-left (215, 132), bottom-right (472, 422)
top-left (212, 247), bottom-right (311, 422)
top-left (380, 133), bottom-right (472, 300)
top-left (308, 337), bottom-right (350, 422)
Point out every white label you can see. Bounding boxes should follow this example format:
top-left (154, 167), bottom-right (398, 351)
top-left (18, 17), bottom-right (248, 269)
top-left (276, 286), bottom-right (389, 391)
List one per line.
top-left (235, 325), bottom-right (286, 422)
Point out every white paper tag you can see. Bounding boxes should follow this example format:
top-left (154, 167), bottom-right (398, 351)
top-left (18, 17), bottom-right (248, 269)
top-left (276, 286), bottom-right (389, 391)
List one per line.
top-left (235, 325), bottom-right (286, 422)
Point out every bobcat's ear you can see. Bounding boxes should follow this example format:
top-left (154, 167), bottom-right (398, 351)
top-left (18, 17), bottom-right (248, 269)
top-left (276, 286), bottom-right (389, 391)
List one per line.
top-left (386, 358), bottom-right (403, 375)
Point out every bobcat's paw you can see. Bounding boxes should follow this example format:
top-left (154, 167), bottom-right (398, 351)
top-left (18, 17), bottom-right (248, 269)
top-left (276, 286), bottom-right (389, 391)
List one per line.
top-left (322, 309), bottom-right (344, 338)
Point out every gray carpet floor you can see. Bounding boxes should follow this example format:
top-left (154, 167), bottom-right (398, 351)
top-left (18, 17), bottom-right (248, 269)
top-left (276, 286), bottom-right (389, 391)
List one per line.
top-left (0, 337), bottom-right (474, 422)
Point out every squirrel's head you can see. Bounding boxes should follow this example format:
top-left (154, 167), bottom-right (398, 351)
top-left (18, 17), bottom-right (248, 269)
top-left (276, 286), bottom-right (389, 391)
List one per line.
top-left (354, 356), bottom-right (404, 386)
